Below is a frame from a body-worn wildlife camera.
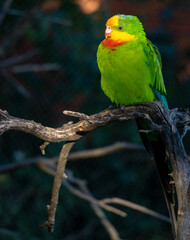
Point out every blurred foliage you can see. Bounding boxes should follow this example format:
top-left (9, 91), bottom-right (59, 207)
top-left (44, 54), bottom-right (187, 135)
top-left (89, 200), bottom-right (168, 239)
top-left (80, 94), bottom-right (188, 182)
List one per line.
top-left (0, 0), bottom-right (190, 240)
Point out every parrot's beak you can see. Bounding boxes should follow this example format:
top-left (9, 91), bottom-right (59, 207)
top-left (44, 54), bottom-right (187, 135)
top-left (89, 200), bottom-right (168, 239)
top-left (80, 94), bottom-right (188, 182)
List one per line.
top-left (105, 26), bottom-right (112, 39)
top-left (105, 34), bottom-right (111, 39)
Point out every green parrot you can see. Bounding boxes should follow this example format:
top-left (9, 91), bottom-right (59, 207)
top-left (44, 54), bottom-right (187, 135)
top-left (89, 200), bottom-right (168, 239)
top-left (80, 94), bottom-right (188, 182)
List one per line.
top-left (97, 14), bottom-right (176, 237)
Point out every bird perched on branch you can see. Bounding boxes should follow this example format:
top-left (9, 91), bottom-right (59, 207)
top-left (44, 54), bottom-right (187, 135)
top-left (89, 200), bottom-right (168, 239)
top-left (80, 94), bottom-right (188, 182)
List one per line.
top-left (97, 14), bottom-right (176, 237)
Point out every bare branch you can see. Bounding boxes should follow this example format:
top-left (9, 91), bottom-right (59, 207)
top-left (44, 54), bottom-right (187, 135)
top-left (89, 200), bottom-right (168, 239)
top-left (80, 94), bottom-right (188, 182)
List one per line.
top-left (68, 172), bottom-right (121, 240)
top-left (40, 142), bottom-right (75, 232)
top-left (69, 141), bottom-right (145, 160)
top-left (0, 102), bottom-right (165, 143)
top-left (2, 71), bottom-right (31, 99)
top-left (7, 9), bottom-right (73, 26)
top-left (64, 171), bottom-right (172, 224)
top-left (63, 180), bottom-right (127, 217)
top-left (1, 101), bottom-right (188, 143)
top-left (40, 142), bottom-right (50, 155)
top-left (100, 198), bottom-right (170, 223)
top-left (38, 162), bottom-right (171, 224)
top-left (0, 142), bottom-right (145, 174)
top-left (10, 63), bottom-right (62, 73)
top-left (0, 157), bottom-right (44, 173)
top-left (0, 227), bottom-right (21, 238)
top-left (38, 162), bottom-right (127, 217)
top-left (0, 50), bottom-right (39, 68)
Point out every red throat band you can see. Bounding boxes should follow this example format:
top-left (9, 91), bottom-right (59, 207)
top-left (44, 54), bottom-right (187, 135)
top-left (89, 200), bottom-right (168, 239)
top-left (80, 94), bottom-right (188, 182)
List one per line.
top-left (102, 38), bottom-right (127, 48)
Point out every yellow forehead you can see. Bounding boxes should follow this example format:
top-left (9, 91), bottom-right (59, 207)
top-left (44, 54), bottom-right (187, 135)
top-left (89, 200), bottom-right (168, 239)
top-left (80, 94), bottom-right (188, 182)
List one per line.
top-left (106, 16), bottom-right (119, 27)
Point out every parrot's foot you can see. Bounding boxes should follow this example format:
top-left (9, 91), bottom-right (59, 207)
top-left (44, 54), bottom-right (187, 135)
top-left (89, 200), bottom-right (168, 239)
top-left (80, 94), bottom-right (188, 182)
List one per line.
top-left (119, 105), bottom-right (125, 113)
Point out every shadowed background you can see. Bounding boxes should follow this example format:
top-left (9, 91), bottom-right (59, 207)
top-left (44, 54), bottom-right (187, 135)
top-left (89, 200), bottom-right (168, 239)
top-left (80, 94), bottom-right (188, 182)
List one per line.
top-left (0, 0), bottom-right (190, 239)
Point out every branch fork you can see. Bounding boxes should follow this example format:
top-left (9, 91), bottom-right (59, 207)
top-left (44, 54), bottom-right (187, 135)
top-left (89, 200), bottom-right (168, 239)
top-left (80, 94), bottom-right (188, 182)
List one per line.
top-left (0, 101), bottom-right (190, 239)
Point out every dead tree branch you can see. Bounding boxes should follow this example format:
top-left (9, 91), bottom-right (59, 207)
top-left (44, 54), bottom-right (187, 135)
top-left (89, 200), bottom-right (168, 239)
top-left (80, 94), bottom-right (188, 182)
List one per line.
top-left (100, 198), bottom-right (170, 223)
top-left (0, 50), bottom-right (39, 68)
top-left (10, 63), bottom-right (62, 73)
top-left (38, 161), bottom-right (170, 234)
top-left (0, 101), bottom-right (190, 239)
top-left (0, 102), bottom-right (164, 142)
top-left (0, 141), bottom-right (144, 174)
top-left (65, 171), bottom-right (122, 240)
top-left (40, 142), bottom-right (74, 232)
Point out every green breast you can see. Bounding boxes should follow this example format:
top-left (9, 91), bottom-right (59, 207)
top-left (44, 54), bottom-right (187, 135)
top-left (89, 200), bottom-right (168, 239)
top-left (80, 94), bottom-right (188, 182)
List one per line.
top-left (97, 41), bottom-right (155, 105)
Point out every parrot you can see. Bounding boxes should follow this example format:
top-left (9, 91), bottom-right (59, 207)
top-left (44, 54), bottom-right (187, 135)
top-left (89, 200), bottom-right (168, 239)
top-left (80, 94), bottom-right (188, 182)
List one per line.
top-left (97, 14), bottom-right (176, 237)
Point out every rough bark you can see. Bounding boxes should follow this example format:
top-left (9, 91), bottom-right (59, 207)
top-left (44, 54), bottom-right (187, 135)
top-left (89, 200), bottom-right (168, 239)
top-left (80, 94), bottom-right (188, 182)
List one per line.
top-left (0, 101), bottom-right (190, 239)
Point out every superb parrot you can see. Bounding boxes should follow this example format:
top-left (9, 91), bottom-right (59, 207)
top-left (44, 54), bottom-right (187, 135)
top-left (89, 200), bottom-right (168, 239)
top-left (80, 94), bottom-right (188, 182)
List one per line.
top-left (97, 14), bottom-right (176, 236)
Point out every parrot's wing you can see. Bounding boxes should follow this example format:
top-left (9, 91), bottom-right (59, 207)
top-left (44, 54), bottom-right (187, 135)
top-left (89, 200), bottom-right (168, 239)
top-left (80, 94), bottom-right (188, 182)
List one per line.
top-left (151, 43), bottom-right (166, 92)
top-left (144, 39), bottom-right (168, 107)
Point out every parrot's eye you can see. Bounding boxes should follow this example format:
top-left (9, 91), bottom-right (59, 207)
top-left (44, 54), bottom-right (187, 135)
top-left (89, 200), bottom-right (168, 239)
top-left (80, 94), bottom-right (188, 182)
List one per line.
top-left (118, 26), bottom-right (123, 30)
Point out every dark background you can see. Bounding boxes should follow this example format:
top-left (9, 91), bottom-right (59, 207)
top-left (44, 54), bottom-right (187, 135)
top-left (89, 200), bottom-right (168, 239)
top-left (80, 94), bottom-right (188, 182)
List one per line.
top-left (0, 0), bottom-right (190, 239)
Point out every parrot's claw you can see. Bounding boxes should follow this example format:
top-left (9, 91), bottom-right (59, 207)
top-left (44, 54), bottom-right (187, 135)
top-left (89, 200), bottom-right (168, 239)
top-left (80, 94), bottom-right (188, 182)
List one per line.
top-left (119, 105), bottom-right (125, 113)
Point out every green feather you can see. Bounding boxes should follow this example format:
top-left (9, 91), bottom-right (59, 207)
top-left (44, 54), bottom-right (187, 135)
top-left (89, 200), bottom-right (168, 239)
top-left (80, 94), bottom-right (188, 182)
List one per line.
top-left (97, 15), bottom-right (167, 108)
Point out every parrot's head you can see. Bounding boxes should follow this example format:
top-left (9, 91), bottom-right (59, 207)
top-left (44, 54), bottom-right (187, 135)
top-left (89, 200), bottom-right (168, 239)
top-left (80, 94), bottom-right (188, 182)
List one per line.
top-left (103, 14), bottom-right (145, 46)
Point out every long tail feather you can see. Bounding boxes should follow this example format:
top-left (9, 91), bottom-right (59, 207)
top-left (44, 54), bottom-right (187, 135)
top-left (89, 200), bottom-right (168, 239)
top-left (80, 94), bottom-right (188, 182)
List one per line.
top-left (136, 119), bottom-right (177, 239)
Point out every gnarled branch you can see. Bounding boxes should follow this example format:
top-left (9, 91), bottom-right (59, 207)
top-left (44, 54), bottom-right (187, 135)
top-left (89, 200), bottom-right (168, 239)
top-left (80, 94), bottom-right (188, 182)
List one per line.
top-left (0, 101), bottom-right (190, 239)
